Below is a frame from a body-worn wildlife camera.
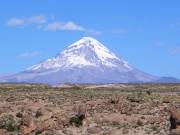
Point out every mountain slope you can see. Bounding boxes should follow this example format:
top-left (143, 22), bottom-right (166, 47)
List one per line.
top-left (1, 37), bottom-right (159, 84)
top-left (156, 77), bottom-right (180, 83)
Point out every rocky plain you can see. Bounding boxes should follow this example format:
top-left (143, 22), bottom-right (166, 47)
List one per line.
top-left (0, 83), bottom-right (180, 135)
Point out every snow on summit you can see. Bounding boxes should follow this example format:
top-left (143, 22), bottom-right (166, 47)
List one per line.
top-left (28, 37), bottom-right (133, 71)
top-left (66, 37), bottom-right (119, 60)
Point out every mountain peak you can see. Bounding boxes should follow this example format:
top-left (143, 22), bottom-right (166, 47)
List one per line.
top-left (68, 36), bottom-right (107, 50)
top-left (64, 36), bottom-right (120, 62)
top-left (27, 37), bottom-right (133, 71)
top-left (79, 36), bottom-right (100, 42)
top-left (79, 36), bottom-right (102, 45)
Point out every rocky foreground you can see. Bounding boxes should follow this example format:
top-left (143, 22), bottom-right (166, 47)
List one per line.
top-left (0, 84), bottom-right (180, 135)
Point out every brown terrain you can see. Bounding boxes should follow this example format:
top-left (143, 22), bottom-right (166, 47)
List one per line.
top-left (0, 83), bottom-right (180, 135)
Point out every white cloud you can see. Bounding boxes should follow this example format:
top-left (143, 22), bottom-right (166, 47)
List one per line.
top-left (7, 16), bottom-right (87, 32)
top-left (7, 18), bottom-right (25, 27)
top-left (6, 15), bottom-right (145, 37)
top-left (45, 21), bottom-right (85, 31)
top-left (7, 16), bottom-right (46, 27)
top-left (18, 51), bottom-right (42, 58)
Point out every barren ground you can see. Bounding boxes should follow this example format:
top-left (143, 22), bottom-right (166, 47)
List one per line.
top-left (0, 84), bottom-right (180, 135)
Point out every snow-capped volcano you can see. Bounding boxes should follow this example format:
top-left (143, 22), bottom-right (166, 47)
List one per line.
top-left (28, 37), bottom-right (132, 71)
top-left (1, 37), bottom-right (159, 84)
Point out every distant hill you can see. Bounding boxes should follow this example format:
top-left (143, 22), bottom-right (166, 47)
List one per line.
top-left (156, 77), bottom-right (180, 83)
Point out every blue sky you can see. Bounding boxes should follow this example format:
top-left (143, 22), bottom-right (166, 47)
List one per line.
top-left (0, 0), bottom-right (180, 78)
